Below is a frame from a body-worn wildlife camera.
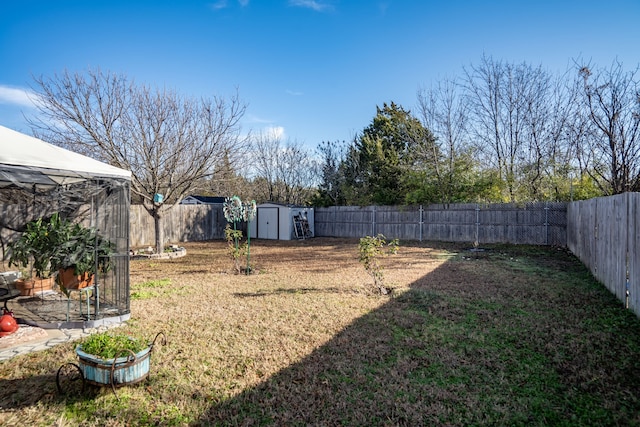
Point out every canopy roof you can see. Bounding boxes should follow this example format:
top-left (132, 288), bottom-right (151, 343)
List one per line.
top-left (0, 125), bottom-right (131, 188)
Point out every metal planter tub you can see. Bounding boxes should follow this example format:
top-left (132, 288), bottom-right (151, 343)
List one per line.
top-left (76, 345), bottom-right (152, 387)
top-left (56, 332), bottom-right (166, 396)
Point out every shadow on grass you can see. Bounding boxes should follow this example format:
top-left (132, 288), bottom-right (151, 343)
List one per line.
top-left (0, 372), bottom-right (101, 410)
top-left (196, 248), bottom-right (640, 426)
top-left (234, 287), bottom-right (348, 298)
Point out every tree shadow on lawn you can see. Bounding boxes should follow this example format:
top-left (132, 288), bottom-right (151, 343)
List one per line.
top-left (234, 287), bottom-right (349, 298)
top-left (196, 249), bottom-right (640, 426)
top-left (0, 372), bottom-right (100, 411)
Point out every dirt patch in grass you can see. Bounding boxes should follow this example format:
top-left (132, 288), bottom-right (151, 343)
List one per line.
top-left (1, 238), bottom-right (640, 426)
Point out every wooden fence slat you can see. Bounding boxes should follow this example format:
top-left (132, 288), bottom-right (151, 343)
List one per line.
top-left (629, 193), bottom-right (640, 315)
top-left (568, 193), bottom-right (640, 318)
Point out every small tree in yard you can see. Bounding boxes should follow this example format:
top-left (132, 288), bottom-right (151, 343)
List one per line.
top-left (224, 224), bottom-right (246, 274)
top-left (223, 196), bottom-right (256, 274)
top-left (358, 234), bottom-right (399, 295)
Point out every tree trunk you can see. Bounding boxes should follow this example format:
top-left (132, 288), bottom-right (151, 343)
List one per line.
top-left (153, 209), bottom-right (164, 255)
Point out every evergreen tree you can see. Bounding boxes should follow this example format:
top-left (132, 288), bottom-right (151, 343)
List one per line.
top-left (346, 102), bottom-right (438, 205)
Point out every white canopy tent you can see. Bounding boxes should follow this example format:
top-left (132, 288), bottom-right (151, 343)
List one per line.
top-left (0, 125), bottom-right (131, 188)
top-left (0, 125), bottom-right (132, 328)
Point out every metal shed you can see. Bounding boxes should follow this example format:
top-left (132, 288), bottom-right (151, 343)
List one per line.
top-left (248, 203), bottom-right (314, 240)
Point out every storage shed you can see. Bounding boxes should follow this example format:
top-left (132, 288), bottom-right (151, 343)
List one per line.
top-left (248, 203), bottom-right (314, 240)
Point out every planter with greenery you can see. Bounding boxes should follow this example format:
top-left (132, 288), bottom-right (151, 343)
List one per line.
top-left (13, 276), bottom-right (55, 296)
top-left (8, 212), bottom-right (114, 294)
top-left (51, 219), bottom-right (114, 292)
top-left (57, 331), bottom-right (166, 394)
top-left (8, 214), bottom-right (62, 295)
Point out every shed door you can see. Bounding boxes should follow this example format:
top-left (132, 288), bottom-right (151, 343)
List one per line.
top-left (258, 207), bottom-right (278, 239)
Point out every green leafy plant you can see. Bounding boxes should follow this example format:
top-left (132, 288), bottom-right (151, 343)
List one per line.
top-left (8, 213), bottom-right (62, 278)
top-left (8, 212), bottom-right (113, 283)
top-left (80, 331), bottom-right (148, 359)
top-left (52, 221), bottom-right (113, 276)
top-left (358, 234), bottom-right (399, 295)
top-left (223, 196), bottom-right (256, 274)
top-left (225, 224), bottom-right (247, 274)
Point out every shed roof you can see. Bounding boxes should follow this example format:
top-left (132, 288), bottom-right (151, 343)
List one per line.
top-left (181, 195), bottom-right (225, 204)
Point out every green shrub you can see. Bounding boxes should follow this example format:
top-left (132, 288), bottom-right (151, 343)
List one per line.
top-left (358, 234), bottom-right (399, 295)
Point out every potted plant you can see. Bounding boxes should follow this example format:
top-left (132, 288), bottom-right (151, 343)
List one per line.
top-left (57, 331), bottom-right (166, 392)
top-left (50, 220), bottom-right (114, 293)
top-left (7, 214), bottom-right (61, 295)
top-left (8, 213), bottom-right (114, 295)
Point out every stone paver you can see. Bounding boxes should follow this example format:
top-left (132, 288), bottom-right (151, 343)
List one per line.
top-left (0, 324), bottom-right (122, 362)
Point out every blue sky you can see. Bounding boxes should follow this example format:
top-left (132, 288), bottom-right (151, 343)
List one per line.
top-left (1, 0), bottom-right (639, 150)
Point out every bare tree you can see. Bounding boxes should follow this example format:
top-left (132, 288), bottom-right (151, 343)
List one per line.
top-left (520, 69), bottom-right (579, 200)
top-left (463, 55), bottom-right (576, 201)
top-left (251, 130), bottom-right (317, 205)
top-left (417, 77), bottom-right (475, 204)
top-left (465, 56), bottom-right (539, 201)
top-left (577, 60), bottom-right (640, 194)
top-left (29, 68), bottom-right (248, 252)
top-left (565, 73), bottom-right (599, 199)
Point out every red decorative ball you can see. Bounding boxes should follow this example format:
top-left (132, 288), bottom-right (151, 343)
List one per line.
top-left (0, 313), bottom-right (17, 333)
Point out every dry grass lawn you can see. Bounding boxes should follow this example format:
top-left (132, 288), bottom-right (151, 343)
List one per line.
top-left (1, 237), bottom-right (639, 426)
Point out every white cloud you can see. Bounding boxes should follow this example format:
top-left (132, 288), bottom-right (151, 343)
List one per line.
top-left (263, 126), bottom-right (285, 140)
top-left (209, 1), bottom-right (228, 11)
top-left (209, 0), bottom-right (249, 10)
top-left (286, 89), bottom-right (304, 96)
top-left (0, 85), bottom-right (37, 108)
top-left (246, 114), bottom-right (273, 124)
top-left (289, 0), bottom-right (334, 12)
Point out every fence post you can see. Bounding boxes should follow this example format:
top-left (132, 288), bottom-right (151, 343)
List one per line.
top-left (544, 203), bottom-right (549, 245)
top-left (372, 205), bottom-right (376, 236)
top-left (333, 205), bottom-right (337, 237)
top-left (475, 204), bottom-right (480, 245)
top-left (626, 192), bottom-right (630, 309)
top-left (419, 204), bottom-right (423, 242)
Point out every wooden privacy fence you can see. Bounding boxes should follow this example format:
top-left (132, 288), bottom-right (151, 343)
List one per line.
top-left (128, 202), bottom-right (567, 247)
top-left (314, 203), bottom-right (567, 246)
top-left (567, 193), bottom-right (640, 318)
top-left (129, 204), bottom-right (227, 248)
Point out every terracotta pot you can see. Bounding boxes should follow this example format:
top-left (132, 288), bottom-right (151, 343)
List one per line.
top-left (58, 268), bottom-right (94, 290)
top-left (15, 277), bottom-right (55, 296)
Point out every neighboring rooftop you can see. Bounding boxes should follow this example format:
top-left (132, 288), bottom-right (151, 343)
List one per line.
top-left (179, 195), bottom-right (225, 205)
